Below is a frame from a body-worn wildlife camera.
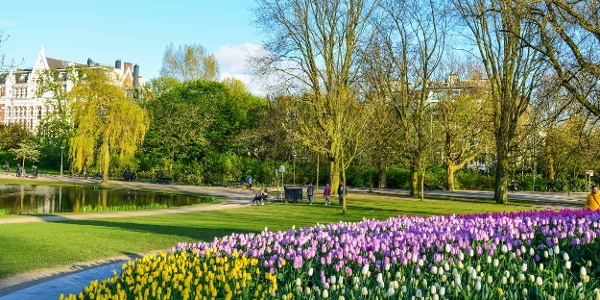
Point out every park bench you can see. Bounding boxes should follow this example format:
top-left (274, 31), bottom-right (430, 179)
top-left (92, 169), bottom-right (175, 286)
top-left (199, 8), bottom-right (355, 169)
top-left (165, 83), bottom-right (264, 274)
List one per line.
top-left (226, 180), bottom-right (246, 187)
top-left (156, 177), bottom-right (173, 184)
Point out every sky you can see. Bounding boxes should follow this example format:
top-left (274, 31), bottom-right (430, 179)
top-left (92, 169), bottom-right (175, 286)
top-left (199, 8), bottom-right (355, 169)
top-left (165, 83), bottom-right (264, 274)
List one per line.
top-left (0, 0), bottom-right (266, 94)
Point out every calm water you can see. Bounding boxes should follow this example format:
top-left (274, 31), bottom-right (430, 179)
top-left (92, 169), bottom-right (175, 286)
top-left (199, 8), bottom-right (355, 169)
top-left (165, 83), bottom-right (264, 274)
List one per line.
top-left (0, 184), bottom-right (208, 214)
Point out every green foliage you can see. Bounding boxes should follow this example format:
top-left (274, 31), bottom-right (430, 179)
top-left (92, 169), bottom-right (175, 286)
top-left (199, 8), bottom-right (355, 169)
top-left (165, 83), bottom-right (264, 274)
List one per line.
top-left (454, 171), bottom-right (495, 190)
top-left (139, 79), bottom-right (268, 184)
top-left (160, 43), bottom-right (220, 82)
top-left (0, 124), bottom-right (31, 151)
top-left (385, 168), bottom-right (412, 189)
top-left (9, 141), bottom-right (40, 169)
top-left (68, 67), bottom-right (149, 182)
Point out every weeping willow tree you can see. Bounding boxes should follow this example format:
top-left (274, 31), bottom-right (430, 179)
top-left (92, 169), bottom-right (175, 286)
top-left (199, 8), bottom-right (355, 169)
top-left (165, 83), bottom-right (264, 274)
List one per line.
top-left (68, 67), bottom-right (149, 183)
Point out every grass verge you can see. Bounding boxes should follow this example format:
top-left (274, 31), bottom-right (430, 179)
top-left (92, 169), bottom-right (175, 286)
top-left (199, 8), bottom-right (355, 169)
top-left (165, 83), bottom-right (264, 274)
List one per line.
top-left (0, 194), bottom-right (537, 279)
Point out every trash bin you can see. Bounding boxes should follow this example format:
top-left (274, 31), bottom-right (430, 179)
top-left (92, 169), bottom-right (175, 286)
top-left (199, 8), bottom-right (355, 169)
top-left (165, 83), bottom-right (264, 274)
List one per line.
top-left (284, 187), bottom-right (303, 203)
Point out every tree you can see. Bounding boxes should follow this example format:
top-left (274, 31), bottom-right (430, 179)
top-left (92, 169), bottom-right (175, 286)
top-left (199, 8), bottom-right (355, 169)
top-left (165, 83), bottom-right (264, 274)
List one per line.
top-left (159, 43), bottom-right (220, 82)
top-left (453, 0), bottom-right (546, 203)
top-left (0, 124), bottom-right (31, 151)
top-left (254, 0), bottom-right (377, 213)
top-left (68, 67), bottom-right (149, 183)
top-left (10, 141), bottom-right (40, 172)
top-left (438, 80), bottom-right (491, 191)
top-left (141, 79), bottom-right (209, 174)
top-left (371, 0), bottom-right (450, 197)
top-left (526, 0), bottom-right (600, 116)
top-left (36, 68), bottom-right (77, 168)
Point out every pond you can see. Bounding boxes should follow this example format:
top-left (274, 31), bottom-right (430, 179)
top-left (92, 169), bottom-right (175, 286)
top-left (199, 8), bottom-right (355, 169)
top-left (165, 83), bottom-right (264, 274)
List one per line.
top-left (0, 184), bottom-right (211, 215)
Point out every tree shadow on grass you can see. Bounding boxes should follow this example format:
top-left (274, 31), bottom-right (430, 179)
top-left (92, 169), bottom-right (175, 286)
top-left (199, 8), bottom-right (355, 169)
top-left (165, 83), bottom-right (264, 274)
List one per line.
top-left (56, 219), bottom-right (256, 242)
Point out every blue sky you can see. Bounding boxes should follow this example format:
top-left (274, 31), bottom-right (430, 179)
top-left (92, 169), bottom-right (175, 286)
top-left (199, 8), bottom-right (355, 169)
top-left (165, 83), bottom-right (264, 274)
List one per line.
top-left (0, 0), bottom-right (265, 93)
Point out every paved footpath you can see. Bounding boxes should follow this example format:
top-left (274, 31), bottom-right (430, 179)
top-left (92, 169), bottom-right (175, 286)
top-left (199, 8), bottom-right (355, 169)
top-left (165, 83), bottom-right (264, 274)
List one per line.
top-left (0, 175), bottom-right (587, 299)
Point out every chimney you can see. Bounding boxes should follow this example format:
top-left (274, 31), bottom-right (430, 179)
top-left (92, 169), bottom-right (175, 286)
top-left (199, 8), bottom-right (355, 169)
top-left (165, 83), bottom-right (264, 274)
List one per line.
top-left (124, 62), bottom-right (132, 73)
top-left (133, 64), bottom-right (139, 87)
top-left (115, 59), bottom-right (122, 69)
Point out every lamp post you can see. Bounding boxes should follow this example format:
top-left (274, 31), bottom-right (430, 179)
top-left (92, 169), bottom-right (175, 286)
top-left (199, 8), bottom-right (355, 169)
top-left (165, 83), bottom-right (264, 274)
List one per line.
top-left (60, 146), bottom-right (65, 176)
top-left (292, 153), bottom-right (297, 185)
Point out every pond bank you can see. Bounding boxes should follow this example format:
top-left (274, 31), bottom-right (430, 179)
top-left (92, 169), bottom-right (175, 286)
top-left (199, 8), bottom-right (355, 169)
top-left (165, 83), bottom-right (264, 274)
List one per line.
top-left (0, 173), bottom-right (259, 224)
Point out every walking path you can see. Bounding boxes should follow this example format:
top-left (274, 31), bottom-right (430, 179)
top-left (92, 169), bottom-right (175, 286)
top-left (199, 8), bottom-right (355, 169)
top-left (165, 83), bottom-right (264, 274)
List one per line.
top-left (0, 175), bottom-right (587, 299)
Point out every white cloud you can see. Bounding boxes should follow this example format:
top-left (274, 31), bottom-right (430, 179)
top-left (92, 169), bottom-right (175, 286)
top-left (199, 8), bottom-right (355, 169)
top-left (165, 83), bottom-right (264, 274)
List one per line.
top-left (215, 43), bottom-right (266, 96)
top-left (0, 19), bottom-right (16, 27)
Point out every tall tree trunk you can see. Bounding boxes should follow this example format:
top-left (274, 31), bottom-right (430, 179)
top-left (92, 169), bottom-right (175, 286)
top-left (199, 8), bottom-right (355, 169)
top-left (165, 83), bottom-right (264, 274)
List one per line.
top-left (341, 167), bottom-right (347, 214)
top-left (169, 146), bottom-right (175, 174)
top-left (420, 169), bottom-right (425, 201)
top-left (101, 142), bottom-right (110, 184)
top-left (410, 161), bottom-right (419, 197)
top-left (378, 161), bottom-right (386, 188)
top-left (329, 156), bottom-right (340, 195)
top-left (447, 164), bottom-right (456, 191)
top-left (545, 143), bottom-right (555, 180)
top-left (494, 137), bottom-right (509, 204)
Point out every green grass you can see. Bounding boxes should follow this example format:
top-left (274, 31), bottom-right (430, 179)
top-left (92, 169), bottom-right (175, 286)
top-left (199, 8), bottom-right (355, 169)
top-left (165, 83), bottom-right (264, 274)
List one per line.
top-left (0, 194), bottom-right (538, 279)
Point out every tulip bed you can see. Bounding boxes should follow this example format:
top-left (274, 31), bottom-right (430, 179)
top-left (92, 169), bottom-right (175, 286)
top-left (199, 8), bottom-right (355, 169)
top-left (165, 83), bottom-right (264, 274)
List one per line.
top-left (62, 209), bottom-right (600, 300)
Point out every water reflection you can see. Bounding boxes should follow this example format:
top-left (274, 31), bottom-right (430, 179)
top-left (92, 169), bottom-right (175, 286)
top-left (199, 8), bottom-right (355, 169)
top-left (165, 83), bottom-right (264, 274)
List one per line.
top-left (0, 184), bottom-right (207, 214)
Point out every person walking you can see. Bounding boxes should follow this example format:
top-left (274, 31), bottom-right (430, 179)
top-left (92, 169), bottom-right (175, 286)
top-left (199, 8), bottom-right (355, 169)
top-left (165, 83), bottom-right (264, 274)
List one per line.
top-left (307, 183), bottom-right (315, 205)
top-left (246, 175), bottom-right (253, 189)
top-left (586, 185), bottom-right (600, 211)
top-left (323, 184), bottom-right (331, 205)
top-left (16, 163), bottom-right (22, 178)
top-left (337, 183), bottom-right (344, 205)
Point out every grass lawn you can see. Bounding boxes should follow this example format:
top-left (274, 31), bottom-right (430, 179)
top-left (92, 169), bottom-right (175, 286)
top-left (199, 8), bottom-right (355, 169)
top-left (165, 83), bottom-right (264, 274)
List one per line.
top-left (0, 193), bottom-right (538, 279)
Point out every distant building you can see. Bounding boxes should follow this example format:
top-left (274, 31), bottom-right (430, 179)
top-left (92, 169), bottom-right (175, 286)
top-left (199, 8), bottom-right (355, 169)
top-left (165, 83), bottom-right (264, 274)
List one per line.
top-left (0, 47), bottom-right (144, 132)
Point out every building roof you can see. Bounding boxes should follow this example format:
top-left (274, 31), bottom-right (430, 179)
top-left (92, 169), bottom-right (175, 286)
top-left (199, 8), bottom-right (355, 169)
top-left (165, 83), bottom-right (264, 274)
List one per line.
top-left (46, 57), bottom-right (84, 69)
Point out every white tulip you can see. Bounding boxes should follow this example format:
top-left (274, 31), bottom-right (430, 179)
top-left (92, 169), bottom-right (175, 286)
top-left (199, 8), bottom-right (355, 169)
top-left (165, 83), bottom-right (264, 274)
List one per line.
top-left (522, 263), bottom-right (528, 272)
top-left (361, 287), bottom-right (368, 296)
top-left (439, 286), bottom-right (445, 296)
top-left (539, 263), bottom-right (544, 271)
top-left (322, 289), bottom-right (329, 298)
top-left (387, 287), bottom-right (395, 296)
top-left (536, 277), bottom-right (543, 286)
top-left (493, 258), bottom-right (499, 267)
top-left (308, 268), bottom-right (314, 276)
top-left (431, 266), bottom-right (438, 275)
top-left (362, 264), bottom-right (369, 275)
top-left (501, 244), bottom-right (508, 253)
top-left (563, 252), bottom-right (570, 261)
top-left (581, 266), bottom-right (588, 277)
top-left (566, 261), bottom-right (572, 270)
top-left (376, 273), bottom-right (383, 283)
